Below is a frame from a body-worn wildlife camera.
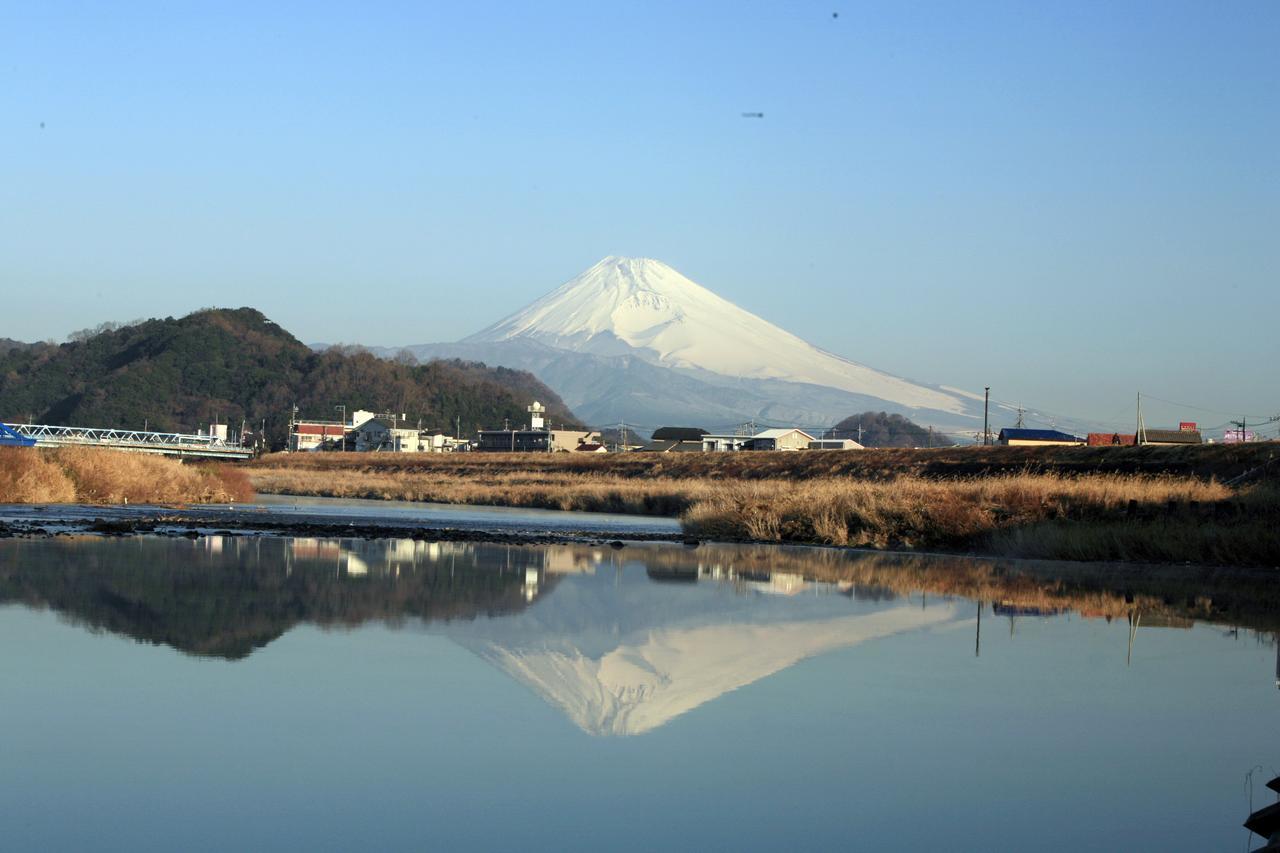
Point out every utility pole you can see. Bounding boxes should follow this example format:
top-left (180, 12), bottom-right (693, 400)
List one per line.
top-left (983, 387), bottom-right (990, 446)
top-left (857, 418), bottom-right (863, 445)
top-left (455, 415), bottom-right (461, 440)
top-left (1014, 406), bottom-right (1025, 429)
top-left (1136, 392), bottom-right (1145, 445)
top-left (334, 405), bottom-right (346, 452)
top-left (928, 425), bottom-right (933, 448)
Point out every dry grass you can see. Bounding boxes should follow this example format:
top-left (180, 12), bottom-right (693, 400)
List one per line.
top-left (249, 442), bottom-right (1277, 482)
top-left (679, 474), bottom-right (1278, 566)
top-left (249, 451), bottom-right (1277, 565)
top-left (0, 447), bottom-right (254, 504)
top-left (248, 465), bottom-right (712, 515)
top-left (0, 447), bottom-right (77, 503)
top-left (681, 474), bottom-right (1231, 547)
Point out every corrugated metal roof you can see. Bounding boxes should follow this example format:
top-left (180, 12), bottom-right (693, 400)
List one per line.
top-left (1142, 429), bottom-right (1202, 444)
top-left (651, 427), bottom-right (707, 441)
top-left (639, 439), bottom-right (704, 452)
top-left (1087, 432), bottom-right (1136, 446)
top-left (753, 428), bottom-right (816, 440)
top-left (293, 423), bottom-right (344, 435)
top-left (998, 428), bottom-right (1083, 443)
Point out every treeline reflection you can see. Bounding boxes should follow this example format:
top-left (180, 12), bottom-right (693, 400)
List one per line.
top-left (0, 535), bottom-right (1276, 660)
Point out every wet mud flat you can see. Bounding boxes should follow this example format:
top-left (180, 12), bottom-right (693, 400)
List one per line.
top-left (0, 503), bottom-right (688, 548)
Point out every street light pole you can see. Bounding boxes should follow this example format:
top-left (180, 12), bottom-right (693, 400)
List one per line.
top-left (335, 405), bottom-right (346, 451)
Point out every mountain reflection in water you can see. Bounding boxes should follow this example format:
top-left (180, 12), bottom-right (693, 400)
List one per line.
top-left (1, 535), bottom-right (1276, 736)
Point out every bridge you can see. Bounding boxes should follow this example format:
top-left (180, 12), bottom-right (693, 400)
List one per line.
top-left (0, 422), bottom-right (254, 460)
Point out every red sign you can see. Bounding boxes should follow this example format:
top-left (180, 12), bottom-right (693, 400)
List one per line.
top-left (1179, 422), bottom-right (1197, 432)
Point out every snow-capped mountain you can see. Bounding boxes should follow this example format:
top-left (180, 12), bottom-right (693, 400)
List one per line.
top-left (467, 256), bottom-right (974, 416)
top-left (390, 256), bottom-right (987, 431)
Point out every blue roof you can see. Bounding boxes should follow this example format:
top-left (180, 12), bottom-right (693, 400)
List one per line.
top-left (998, 428), bottom-right (1082, 442)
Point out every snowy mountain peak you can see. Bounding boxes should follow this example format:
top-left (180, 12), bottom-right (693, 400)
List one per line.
top-left (465, 256), bottom-right (975, 417)
top-left (467, 256), bottom-right (718, 349)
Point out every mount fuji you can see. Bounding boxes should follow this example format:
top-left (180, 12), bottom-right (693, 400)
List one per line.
top-left (386, 256), bottom-right (986, 432)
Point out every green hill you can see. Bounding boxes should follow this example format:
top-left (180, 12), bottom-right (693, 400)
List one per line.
top-left (0, 308), bottom-right (578, 448)
top-left (826, 411), bottom-right (935, 448)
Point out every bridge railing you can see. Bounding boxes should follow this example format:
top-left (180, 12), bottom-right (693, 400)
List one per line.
top-left (1, 423), bottom-right (250, 456)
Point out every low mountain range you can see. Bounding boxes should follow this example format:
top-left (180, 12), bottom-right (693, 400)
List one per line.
top-left (0, 308), bottom-right (575, 444)
top-left (362, 257), bottom-right (992, 434)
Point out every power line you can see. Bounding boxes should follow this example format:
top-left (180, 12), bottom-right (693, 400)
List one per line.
top-left (1135, 393), bottom-right (1275, 420)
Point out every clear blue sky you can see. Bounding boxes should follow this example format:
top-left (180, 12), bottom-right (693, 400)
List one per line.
top-left (2, 1), bottom-right (1277, 429)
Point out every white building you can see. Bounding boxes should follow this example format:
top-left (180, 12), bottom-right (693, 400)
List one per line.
top-left (746, 428), bottom-right (815, 451)
top-left (702, 434), bottom-right (749, 452)
top-left (703, 428), bottom-right (816, 452)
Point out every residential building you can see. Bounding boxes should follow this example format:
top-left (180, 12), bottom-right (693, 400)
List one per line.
top-left (353, 417), bottom-right (424, 452)
top-left (703, 427), bottom-right (816, 451)
top-left (475, 427), bottom-right (600, 452)
top-left (744, 428), bottom-right (816, 451)
top-left (288, 409), bottom-right (378, 452)
top-left (289, 421), bottom-right (346, 452)
top-left (638, 426), bottom-right (708, 452)
top-left (702, 433), bottom-right (749, 452)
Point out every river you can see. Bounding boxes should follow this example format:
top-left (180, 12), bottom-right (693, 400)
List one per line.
top-left (0, 513), bottom-right (1276, 850)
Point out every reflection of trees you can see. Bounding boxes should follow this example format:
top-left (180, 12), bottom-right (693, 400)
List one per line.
top-left (2, 536), bottom-right (1276, 662)
top-left (627, 543), bottom-right (1280, 633)
top-left (0, 537), bottom-right (551, 659)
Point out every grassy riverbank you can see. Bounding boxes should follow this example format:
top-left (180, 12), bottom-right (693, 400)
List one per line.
top-left (0, 446), bottom-right (254, 504)
top-left (248, 445), bottom-right (1279, 566)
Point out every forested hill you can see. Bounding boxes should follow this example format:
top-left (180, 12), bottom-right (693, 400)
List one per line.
top-left (0, 308), bottom-right (578, 447)
top-left (828, 411), bottom-right (934, 447)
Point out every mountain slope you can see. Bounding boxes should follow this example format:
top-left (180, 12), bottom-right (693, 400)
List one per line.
top-left (0, 308), bottom-right (577, 445)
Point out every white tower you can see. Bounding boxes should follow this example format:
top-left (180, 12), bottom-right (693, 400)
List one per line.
top-left (527, 401), bottom-right (546, 431)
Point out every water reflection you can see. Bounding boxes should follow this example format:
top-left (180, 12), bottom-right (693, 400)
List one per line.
top-left (1, 535), bottom-right (1277, 735)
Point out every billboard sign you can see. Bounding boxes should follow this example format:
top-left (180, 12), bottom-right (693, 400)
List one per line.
top-left (1179, 421), bottom-right (1197, 432)
top-left (1222, 429), bottom-right (1255, 444)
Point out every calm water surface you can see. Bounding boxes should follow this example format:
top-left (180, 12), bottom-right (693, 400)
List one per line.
top-left (1, 535), bottom-right (1275, 851)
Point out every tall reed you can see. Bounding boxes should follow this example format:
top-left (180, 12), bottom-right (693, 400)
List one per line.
top-left (0, 447), bottom-right (253, 504)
